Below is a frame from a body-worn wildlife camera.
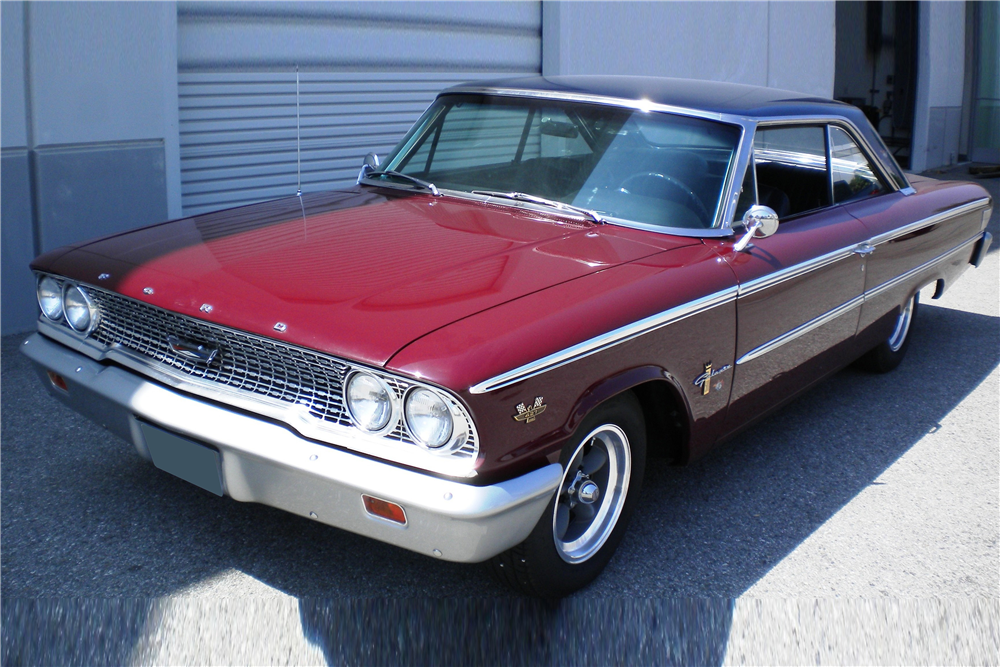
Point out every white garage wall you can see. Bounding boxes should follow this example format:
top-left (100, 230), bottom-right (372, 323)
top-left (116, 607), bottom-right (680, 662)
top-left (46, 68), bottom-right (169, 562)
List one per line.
top-left (177, 2), bottom-right (541, 216)
top-left (542, 1), bottom-right (836, 98)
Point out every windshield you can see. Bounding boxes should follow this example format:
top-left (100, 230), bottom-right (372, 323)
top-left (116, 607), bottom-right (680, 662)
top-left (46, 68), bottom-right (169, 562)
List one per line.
top-left (377, 94), bottom-right (742, 230)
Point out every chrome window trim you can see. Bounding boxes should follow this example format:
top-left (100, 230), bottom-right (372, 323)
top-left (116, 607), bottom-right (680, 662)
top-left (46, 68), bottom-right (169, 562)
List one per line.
top-left (34, 282), bottom-right (481, 477)
top-left (468, 285), bottom-right (737, 394)
top-left (444, 86), bottom-right (731, 122)
top-left (867, 198), bottom-right (991, 247)
top-left (753, 115), bottom-right (909, 194)
top-left (736, 232), bottom-right (984, 365)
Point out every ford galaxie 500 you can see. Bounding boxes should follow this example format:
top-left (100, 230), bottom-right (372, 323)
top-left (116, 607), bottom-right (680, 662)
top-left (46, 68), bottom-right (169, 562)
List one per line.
top-left (23, 77), bottom-right (993, 597)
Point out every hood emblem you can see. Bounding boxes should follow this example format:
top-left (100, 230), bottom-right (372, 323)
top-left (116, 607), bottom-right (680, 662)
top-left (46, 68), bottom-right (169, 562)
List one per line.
top-left (694, 362), bottom-right (731, 395)
top-left (143, 287), bottom-right (154, 295)
top-left (514, 397), bottom-right (547, 424)
top-left (167, 334), bottom-right (219, 364)
top-left (200, 303), bottom-right (213, 314)
top-left (273, 322), bottom-right (287, 333)
top-left (98, 273), bottom-right (111, 281)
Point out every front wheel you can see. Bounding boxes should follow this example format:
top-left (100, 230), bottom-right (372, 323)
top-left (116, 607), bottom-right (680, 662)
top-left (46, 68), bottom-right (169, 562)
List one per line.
top-left (490, 393), bottom-right (646, 598)
top-left (857, 292), bottom-right (919, 373)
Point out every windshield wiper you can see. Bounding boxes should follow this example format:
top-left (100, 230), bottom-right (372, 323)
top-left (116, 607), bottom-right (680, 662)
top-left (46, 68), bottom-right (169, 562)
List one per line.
top-left (363, 170), bottom-right (440, 196)
top-left (471, 190), bottom-right (604, 224)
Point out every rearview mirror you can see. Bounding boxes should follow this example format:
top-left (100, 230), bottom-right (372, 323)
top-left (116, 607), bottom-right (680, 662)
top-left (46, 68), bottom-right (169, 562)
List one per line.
top-left (733, 205), bottom-right (779, 252)
top-left (539, 119), bottom-right (579, 138)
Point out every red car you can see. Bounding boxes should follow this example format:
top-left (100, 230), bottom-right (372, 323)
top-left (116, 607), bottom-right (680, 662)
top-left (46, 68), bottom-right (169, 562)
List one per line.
top-left (23, 77), bottom-right (993, 597)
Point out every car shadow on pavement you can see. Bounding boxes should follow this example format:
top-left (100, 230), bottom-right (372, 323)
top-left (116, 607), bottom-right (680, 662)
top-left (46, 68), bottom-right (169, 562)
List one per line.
top-left (1, 301), bottom-right (997, 665)
top-left (298, 597), bottom-right (733, 666)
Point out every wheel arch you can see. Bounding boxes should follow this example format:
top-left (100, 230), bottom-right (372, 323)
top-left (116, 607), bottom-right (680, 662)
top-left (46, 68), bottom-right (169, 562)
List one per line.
top-left (565, 365), bottom-right (692, 465)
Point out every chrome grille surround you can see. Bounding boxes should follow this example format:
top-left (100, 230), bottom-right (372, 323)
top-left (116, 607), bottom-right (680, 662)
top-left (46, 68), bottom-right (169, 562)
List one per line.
top-left (35, 273), bottom-right (479, 475)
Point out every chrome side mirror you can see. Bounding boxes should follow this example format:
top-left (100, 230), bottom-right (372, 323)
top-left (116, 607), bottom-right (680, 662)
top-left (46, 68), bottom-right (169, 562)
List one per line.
top-left (357, 153), bottom-right (381, 183)
top-left (733, 205), bottom-right (779, 252)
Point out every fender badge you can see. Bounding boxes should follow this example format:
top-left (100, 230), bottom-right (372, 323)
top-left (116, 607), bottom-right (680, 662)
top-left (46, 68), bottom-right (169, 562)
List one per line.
top-left (694, 363), bottom-right (731, 395)
top-left (514, 397), bottom-right (547, 424)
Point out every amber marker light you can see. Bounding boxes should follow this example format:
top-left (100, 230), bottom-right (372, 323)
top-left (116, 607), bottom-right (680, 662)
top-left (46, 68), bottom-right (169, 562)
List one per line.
top-left (46, 371), bottom-right (68, 392)
top-left (362, 494), bottom-right (407, 525)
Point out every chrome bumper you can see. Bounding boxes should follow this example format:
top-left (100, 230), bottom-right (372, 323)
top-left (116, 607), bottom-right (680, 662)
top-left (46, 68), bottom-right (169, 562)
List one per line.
top-left (21, 333), bottom-right (561, 563)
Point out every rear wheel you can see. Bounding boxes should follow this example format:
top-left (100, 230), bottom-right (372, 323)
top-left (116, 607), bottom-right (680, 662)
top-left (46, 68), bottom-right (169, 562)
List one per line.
top-left (490, 393), bottom-right (646, 598)
top-left (858, 292), bottom-right (919, 373)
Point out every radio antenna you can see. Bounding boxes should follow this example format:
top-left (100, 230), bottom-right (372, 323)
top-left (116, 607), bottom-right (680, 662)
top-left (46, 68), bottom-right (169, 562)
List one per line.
top-left (295, 65), bottom-right (302, 197)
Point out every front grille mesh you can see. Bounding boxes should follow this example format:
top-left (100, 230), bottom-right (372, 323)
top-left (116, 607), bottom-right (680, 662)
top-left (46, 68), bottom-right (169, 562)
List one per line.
top-left (86, 287), bottom-right (476, 456)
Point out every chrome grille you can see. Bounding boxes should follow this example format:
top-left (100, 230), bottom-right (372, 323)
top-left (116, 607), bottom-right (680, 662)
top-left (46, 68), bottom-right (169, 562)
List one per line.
top-left (85, 287), bottom-right (476, 457)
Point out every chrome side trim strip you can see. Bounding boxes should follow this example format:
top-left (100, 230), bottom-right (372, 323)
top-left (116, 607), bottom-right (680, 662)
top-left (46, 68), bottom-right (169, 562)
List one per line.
top-left (736, 295), bottom-right (864, 365)
top-left (468, 286), bottom-right (738, 394)
top-left (736, 232), bottom-right (983, 365)
top-left (869, 198), bottom-right (991, 246)
top-left (739, 244), bottom-right (857, 297)
top-left (865, 233), bottom-right (982, 300)
top-left (738, 200), bottom-right (989, 298)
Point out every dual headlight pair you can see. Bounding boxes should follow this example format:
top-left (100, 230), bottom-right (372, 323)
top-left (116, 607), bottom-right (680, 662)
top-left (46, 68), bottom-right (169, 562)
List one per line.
top-left (37, 275), bottom-right (99, 334)
top-left (346, 372), bottom-right (463, 452)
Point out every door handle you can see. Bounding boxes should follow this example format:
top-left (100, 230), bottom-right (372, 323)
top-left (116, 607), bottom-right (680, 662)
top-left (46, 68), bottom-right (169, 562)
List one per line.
top-left (853, 243), bottom-right (875, 256)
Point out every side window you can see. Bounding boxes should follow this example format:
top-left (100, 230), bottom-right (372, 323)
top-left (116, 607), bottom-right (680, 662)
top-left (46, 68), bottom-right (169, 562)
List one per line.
top-left (829, 126), bottom-right (886, 204)
top-left (752, 126), bottom-right (830, 218)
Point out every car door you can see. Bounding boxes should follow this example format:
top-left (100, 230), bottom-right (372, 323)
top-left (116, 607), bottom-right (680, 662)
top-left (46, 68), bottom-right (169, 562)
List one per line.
top-left (719, 124), bottom-right (872, 435)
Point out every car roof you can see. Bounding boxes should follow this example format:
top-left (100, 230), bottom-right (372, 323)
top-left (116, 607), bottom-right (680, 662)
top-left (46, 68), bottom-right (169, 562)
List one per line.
top-left (442, 75), bottom-right (857, 120)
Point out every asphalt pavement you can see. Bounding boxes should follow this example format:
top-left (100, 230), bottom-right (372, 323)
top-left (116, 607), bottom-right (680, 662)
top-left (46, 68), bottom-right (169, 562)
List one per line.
top-left (2, 167), bottom-right (997, 665)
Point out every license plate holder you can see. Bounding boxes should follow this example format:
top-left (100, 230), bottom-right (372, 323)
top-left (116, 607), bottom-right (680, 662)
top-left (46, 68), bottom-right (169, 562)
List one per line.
top-left (139, 421), bottom-right (224, 496)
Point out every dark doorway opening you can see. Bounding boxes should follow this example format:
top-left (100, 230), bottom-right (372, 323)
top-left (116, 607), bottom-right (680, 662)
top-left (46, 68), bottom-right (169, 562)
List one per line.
top-left (834, 1), bottom-right (918, 169)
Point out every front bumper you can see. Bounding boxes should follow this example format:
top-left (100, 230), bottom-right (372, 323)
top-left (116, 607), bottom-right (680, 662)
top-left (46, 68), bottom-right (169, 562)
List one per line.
top-left (21, 332), bottom-right (561, 563)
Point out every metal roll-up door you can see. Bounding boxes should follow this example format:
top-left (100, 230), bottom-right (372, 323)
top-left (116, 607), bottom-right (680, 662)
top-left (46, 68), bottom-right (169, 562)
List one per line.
top-left (177, 2), bottom-right (541, 216)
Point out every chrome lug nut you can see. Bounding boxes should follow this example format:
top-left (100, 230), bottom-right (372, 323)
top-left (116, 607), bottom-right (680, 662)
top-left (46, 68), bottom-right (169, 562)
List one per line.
top-left (578, 481), bottom-right (600, 504)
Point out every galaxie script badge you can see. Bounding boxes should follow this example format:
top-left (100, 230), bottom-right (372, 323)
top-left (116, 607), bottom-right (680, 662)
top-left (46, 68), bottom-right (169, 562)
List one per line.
top-left (514, 397), bottom-right (547, 424)
top-left (694, 362), bottom-right (731, 395)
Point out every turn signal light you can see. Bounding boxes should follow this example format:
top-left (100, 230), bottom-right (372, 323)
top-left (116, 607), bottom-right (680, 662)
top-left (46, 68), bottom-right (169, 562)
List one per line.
top-left (362, 494), bottom-right (407, 525)
top-left (47, 371), bottom-right (68, 392)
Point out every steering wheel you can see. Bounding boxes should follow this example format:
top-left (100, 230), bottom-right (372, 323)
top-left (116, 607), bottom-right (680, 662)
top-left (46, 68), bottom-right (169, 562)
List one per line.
top-left (617, 172), bottom-right (711, 225)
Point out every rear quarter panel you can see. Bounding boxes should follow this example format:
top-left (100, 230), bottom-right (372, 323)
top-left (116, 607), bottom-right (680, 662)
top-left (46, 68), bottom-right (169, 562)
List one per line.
top-left (846, 178), bottom-right (992, 349)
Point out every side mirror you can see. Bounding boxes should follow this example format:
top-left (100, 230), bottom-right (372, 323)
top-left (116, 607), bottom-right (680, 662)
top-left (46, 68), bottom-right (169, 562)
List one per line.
top-left (357, 153), bottom-right (381, 183)
top-left (733, 205), bottom-right (779, 252)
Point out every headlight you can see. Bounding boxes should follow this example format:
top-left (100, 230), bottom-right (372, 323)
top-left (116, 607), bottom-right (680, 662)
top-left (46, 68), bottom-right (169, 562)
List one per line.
top-left (63, 284), bottom-right (98, 333)
top-left (345, 372), bottom-right (394, 432)
top-left (37, 276), bottom-right (63, 320)
top-left (404, 388), bottom-right (454, 449)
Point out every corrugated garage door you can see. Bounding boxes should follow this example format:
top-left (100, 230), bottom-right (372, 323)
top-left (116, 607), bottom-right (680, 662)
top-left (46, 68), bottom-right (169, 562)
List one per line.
top-left (177, 2), bottom-right (541, 216)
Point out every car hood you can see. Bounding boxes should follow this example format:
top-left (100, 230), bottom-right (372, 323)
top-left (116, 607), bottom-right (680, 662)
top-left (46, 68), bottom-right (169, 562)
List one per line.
top-left (41, 188), bottom-right (697, 366)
